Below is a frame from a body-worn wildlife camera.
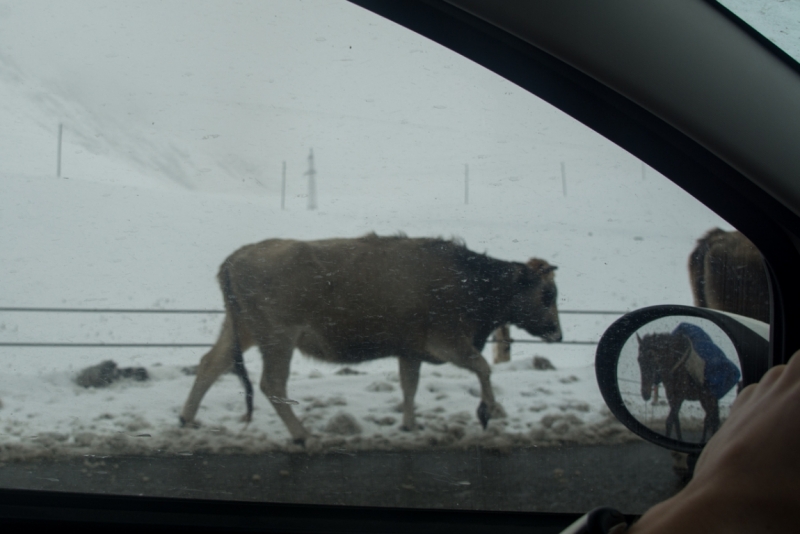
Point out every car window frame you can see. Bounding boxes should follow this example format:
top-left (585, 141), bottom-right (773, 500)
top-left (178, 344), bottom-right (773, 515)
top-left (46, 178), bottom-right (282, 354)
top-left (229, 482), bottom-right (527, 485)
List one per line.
top-left (2, 0), bottom-right (799, 532)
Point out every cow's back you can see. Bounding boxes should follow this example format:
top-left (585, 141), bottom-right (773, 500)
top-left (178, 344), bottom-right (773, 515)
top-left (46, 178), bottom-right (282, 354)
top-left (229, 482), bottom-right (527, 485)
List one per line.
top-left (689, 229), bottom-right (727, 308)
top-left (219, 235), bottom-right (470, 359)
top-left (689, 229), bottom-right (769, 323)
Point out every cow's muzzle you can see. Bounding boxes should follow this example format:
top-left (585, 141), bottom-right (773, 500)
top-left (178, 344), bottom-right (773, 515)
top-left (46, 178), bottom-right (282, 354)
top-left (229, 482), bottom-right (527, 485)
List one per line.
top-left (541, 330), bottom-right (563, 343)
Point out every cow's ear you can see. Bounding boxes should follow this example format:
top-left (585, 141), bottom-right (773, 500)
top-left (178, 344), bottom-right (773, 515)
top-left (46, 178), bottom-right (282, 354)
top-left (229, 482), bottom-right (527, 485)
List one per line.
top-left (512, 264), bottom-right (535, 287)
top-left (527, 258), bottom-right (557, 276)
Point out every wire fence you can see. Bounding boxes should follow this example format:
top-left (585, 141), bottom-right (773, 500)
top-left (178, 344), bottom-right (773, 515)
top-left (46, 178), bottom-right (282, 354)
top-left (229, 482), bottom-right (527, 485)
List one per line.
top-left (0, 307), bottom-right (628, 349)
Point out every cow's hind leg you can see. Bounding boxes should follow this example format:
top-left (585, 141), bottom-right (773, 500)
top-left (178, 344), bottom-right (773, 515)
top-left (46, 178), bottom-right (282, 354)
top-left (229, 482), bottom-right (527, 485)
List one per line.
top-left (398, 356), bottom-right (422, 431)
top-left (425, 337), bottom-right (505, 429)
top-left (180, 315), bottom-right (252, 426)
top-left (258, 337), bottom-right (310, 445)
top-left (492, 325), bottom-right (512, 364)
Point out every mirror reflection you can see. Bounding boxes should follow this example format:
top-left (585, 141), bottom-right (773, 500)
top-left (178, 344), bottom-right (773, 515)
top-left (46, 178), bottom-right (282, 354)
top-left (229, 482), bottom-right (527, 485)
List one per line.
top-left (617, 317), bottom-right (741, 443)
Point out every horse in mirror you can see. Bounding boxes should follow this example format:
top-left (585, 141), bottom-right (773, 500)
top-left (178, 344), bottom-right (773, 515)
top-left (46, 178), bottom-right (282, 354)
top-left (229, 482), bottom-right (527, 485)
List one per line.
top-left (636, 323), bottom-right (740, 442)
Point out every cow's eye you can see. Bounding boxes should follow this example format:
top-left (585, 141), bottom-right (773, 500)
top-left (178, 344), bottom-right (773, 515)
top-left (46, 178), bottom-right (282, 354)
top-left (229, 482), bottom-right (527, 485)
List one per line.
top-left (541, 288), bottom-right (556, 307)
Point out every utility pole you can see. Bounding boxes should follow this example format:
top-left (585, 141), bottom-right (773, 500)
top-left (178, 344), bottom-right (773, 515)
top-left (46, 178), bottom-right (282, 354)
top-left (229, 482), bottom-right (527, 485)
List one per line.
top-left (56, 123), bottom-right (63, 178)
top-left (281, 161), bottom-right (286, 210)
top-left (305, 149), bottom-right (317, 210)
top-left (464, 164), bottom-right (469, 205)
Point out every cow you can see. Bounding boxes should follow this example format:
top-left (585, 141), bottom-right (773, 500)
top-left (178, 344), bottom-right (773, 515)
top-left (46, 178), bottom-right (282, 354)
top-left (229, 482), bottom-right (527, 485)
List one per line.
top-left (492, 258), bottom-right (559, 364)
top-left (179, 233), bottom-right (562, 443)
top-left (688, 228), bottom-right (769, 323)
top-left (672, 228), bottom-right (768, 480)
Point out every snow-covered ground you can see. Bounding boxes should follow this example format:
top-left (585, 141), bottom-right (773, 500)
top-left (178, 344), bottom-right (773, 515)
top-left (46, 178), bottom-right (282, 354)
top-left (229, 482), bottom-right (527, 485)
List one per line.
top-left (1, 349), bottom-right (634, 461)
top-left (0, 1), bottom-right (753, 461)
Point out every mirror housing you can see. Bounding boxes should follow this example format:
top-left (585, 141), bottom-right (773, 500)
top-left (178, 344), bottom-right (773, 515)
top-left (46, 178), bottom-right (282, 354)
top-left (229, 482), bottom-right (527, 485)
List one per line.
top-left (595, 305), bottom-right (768, 453)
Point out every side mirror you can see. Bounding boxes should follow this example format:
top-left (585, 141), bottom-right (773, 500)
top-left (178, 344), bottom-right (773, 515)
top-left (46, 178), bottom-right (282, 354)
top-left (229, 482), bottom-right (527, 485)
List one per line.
top-left (595, 305), bottom-right (769, 454)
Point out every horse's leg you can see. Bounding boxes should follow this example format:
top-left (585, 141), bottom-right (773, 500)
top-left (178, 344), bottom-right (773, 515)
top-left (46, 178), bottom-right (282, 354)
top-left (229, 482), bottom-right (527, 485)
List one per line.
top-left (665, 410), bottom-right (673, 439)
top-left (700, 394), bottom-right (720, 441)
top-left (666, 398), bottom-right (684, 441)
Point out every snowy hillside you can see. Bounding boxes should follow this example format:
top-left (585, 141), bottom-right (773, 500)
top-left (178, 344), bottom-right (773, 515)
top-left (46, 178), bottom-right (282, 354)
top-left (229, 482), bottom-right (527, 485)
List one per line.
top-left (0, 1), bottom-right (742, 460)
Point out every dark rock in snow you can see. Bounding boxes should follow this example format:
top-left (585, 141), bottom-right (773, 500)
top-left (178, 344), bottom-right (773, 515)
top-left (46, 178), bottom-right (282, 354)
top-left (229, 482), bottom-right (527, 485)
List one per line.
top-left (75, 360), bottom-right (120, 388)
top-left (533, 356), bottom-right (556, 371)
top-left (366, 381), bottom-right (395, 392)
top-left (119, 367), bottom-right (149, 381)
top-left (75, 360), bottom-right (150, 388)
top-left (325, 412), bottom-right (362, 435)
top-left (335, 367), bottom-right (364, 375)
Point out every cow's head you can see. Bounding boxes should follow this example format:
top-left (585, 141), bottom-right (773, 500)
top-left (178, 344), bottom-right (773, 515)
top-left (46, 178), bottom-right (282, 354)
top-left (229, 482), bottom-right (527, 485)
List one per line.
top-left (508, 258), bottom-right (562, 342)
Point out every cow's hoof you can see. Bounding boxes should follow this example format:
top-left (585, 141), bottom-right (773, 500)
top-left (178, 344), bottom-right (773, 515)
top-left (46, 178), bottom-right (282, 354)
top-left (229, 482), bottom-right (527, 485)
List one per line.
top-left (240, 413), bottom-right (252, 424)
top-left (400, 423), bottom-right (424, 432)
top-left (477, 401), bottom-right (491, 429)
top-left (293, 437), bottom-right (306, 447)
top-left (179, 417), bottom-right (200, 429)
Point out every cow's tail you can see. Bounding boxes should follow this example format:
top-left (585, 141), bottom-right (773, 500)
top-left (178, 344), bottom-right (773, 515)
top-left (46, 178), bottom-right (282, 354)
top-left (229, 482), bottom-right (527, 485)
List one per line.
top-left (219, 262), bottom-right (254, 424)
top-left (688, 228), bottom-right (723, 308)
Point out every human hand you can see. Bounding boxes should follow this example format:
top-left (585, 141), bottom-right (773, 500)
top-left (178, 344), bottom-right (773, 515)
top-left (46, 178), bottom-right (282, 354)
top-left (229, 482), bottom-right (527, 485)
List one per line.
top-left (628, 349), bottom-right (800, 534)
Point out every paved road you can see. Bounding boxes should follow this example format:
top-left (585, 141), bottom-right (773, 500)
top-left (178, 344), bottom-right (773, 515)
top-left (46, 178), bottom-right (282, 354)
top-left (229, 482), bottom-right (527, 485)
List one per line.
top-left (0, 442), bottom-right (685, 514)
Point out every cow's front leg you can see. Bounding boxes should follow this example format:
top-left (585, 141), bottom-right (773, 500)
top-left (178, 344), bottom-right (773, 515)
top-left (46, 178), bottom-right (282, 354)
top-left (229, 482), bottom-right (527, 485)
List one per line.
top-left (398, 357), bottom-right (422, 431)
top-left (259, 340), bottom-right (311, 445)
top-left (464, 353), bottom-right (507, 428)
top-left (425, 337), bottom-right (506, 429)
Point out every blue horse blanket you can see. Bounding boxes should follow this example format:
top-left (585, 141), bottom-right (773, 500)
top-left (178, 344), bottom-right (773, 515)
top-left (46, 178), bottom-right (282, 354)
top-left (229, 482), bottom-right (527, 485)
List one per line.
top-left (672, 322), bottom-right (741, 399)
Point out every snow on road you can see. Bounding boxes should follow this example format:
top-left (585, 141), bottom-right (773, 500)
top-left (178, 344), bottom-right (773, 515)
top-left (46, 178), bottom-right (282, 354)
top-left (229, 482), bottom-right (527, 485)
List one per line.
top-left (0, 349), bottom-right (635, 461)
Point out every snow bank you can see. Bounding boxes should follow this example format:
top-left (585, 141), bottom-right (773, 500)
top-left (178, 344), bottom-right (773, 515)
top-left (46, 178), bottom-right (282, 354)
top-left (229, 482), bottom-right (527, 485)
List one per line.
top-left (0, 352), bottom-right (637, 462)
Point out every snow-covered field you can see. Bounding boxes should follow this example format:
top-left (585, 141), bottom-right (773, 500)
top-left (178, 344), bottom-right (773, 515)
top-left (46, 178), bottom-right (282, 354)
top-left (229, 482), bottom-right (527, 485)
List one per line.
top-left (0, 348), bottom-right (634, 461)
top-left (0, 1), bottom-right (755, 461)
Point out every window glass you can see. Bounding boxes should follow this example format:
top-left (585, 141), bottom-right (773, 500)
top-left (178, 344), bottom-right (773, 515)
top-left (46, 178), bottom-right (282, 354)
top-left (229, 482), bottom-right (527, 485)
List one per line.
top-left (718, 0), bottom-right (800, 62)
top-left (0, 1), bottom-right (769, 514)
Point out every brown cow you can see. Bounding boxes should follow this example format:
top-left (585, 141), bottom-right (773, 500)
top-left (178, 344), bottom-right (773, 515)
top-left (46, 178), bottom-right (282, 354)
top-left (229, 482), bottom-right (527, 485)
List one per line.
top-left (492, 259), bottom-right (559, 364)
top-left (688, 228), bottom-right (769, 323)
top-left (673, 228), bottom-right (768, 479)
top-left (492, 325), bottom-right (513, 364)
top-left (180, 234), bottom-right (562, 443)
